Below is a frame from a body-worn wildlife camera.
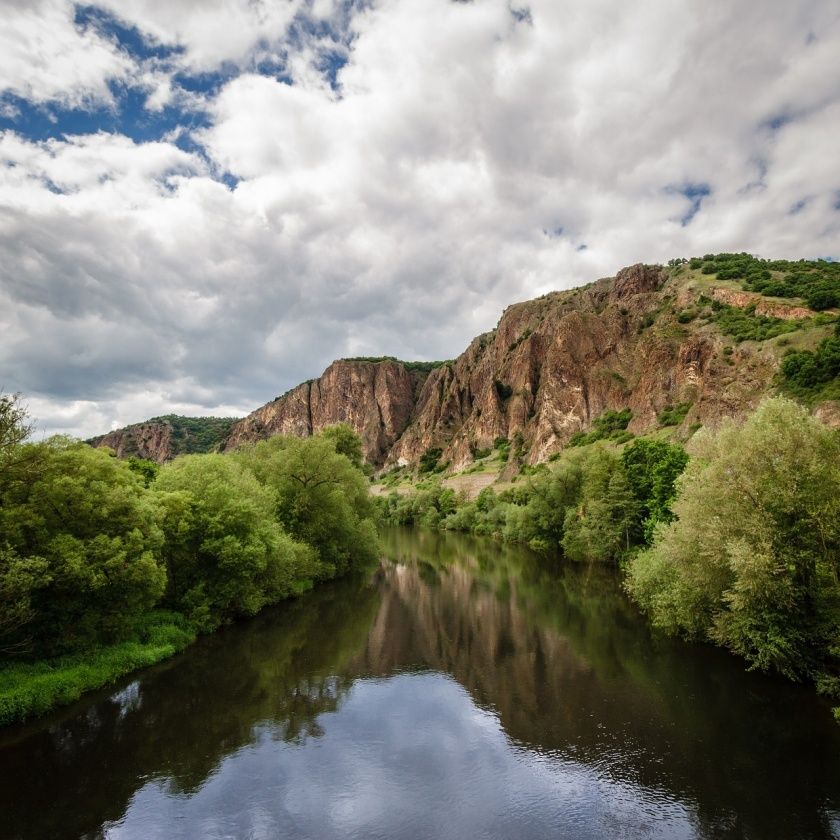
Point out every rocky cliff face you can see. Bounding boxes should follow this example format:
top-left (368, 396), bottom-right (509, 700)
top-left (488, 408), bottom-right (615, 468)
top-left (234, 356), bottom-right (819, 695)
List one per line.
top-left (219, 262), bottom-right (830, 470)
top-left (223, 359), bottom-right (426, 465)
top-left (381, 263), bottom-right (787, 470)
top-left (94, 262), bottom-right (834, 470)
top-left (90, 422), bottom-right (174, 463)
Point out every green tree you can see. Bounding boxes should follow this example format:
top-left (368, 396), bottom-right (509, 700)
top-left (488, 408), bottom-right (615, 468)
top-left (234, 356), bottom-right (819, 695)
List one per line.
top-left (234, 436), bottom-right (379, 576)
top-left (562, 449), bottom-right (639, 562)
top-left (0, 392), bottom-right (41, 485)
top-left (320, 423), bottom-right (364, 468)
top-left (625, 398), bottom-right (840, 683)
top-left (0, 439), bottom-right (166, 656)
top-left (154, 454), bottom-right (318, 631)
top-left (503, 458), bottom-right (584, 552)
top-left (621, 438), bottom-right (689, 543)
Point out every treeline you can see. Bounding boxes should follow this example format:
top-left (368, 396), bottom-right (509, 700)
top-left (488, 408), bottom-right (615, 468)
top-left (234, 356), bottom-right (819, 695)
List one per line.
top-left (377, 398), bottom-right (840, 715)
top-left (377, 437), bottom-right (688, 560)
top-left (0, 399), bottom-right (377, 723)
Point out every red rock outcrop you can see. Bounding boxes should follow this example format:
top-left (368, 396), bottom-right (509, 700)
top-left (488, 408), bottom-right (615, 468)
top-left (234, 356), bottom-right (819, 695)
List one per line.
top-left (90, 422), bottom-right (173, 463)
top-left (223, 359), bottom-right (424, 465)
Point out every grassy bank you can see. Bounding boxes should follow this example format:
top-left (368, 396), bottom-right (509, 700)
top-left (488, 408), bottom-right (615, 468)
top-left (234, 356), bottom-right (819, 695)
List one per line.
top-left (0, 612), bottom-right (196, 727)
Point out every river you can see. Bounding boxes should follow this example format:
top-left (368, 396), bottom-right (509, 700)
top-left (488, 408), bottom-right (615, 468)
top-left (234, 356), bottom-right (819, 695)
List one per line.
top-left (1, 527), bottom-right (839, 839)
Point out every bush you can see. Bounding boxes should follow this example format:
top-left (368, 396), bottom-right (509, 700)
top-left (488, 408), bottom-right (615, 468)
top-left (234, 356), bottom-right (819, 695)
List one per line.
top-left (691, 252), bottom-right (840, 311)
top-left (625, 398), bottom-right (840, 686)
top-left (419, 447), bottom-right (444, 474)
top-left (710, 300), bottom-right (800, 343)
top-left (567, 408), bottom-right (632, 447)
top-left (781, 331), bottom-right (840, 401)
top-left (658, 402), bottom-right (692, 427)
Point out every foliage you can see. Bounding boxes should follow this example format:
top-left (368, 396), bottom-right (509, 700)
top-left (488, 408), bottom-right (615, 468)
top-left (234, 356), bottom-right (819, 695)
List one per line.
top-left (780, 326), bottom-right (840, 402)
top-left (127, 456), bottom-right (160, 486)
top-left (379, 439), bottom-right (688, 564)
top-left (0, 400), bottom-right (380, 724)
top-left (378, 480), bottom-right (460, 529)
top-left (710, 300), bottom-right (800, 343)
top-left (321, 423), bottom-right (364, 467)
top-left (621, 438), bottom-right (689, 543)
top-left (0, 439), bottom-right (166, 657)
top-left (690, 252), bottom-right (840, 311)
top-left (233, 435), bottom-right (379, 577)
top-left (560, 449), bottom-right (639, 562)
top-left (494, 437), bottom-right (511, 460)
top-left (0, 393), bottom-right (32, 468)
top-left (625, 398), bottom-right (840, 689)
top-left (658, 402), bottom-right (692, 427)
top-left (154, 455), bottom-right (318, 631)
top-left (0, 393), bottom-right (40, 485)
top-left (418, 447), bottom-right (444, 474)
top-left (341, 356), bottom-right (450, 374)
top-left (567, 408), bottom-right (633, 447)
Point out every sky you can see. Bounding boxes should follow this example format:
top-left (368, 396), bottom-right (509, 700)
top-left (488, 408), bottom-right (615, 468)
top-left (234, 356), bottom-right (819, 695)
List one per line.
top-left (1, 0), bottom-right (839, 438)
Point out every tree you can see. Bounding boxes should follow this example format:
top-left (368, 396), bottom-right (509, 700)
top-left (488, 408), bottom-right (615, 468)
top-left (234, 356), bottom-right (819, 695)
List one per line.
top-left (320, 423), bottom-right (364, 468)
top-left (503, 458), bottom-right (584, 552)
top-left (233, 436), bottom-right (379, 576)
top-left (154, 454), bottom-right (318, 631)
top-left (0, 392), bottom-right (39, 484)
top-left (621, 438), bottom-right (689, 544)
top-left (561, 448), bottom-right (639, 562)
top-left (625, 398), bottom-right (840, 682)
top-left (0, 438), bottom-right (166, 656)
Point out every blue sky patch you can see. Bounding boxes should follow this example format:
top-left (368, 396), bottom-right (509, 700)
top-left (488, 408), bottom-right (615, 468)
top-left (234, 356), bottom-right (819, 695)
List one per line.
top-left (666, 182), bottom-right (711, 226)
top-left (74, 5), bottom-right (182, 61)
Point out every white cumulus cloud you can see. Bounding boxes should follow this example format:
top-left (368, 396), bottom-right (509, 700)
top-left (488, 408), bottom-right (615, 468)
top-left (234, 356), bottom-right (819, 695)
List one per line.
top-left (1, 0), bottom-right (839, 438)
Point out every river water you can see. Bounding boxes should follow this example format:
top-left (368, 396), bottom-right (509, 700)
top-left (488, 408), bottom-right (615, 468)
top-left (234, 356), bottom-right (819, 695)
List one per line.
top-left (1, 527), bottom-right (839, 839)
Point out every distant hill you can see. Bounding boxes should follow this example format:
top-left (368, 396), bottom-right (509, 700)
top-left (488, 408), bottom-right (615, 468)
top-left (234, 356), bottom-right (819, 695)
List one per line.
top-left (88, 415), bottom-right (239, 463)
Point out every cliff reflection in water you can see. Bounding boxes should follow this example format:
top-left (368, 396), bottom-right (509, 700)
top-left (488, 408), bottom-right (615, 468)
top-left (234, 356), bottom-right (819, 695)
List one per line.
top-left (1, 527), bottom-right (839, 840)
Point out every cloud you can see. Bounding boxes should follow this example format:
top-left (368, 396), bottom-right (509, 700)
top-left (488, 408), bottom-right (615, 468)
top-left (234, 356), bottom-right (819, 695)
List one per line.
top-left (1, 0), bottom-right (840, 437)
top-left (0, 0), bottom-right (134, 108)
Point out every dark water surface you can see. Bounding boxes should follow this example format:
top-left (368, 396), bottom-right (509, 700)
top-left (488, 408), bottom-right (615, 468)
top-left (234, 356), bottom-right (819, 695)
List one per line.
top-left (2, 528), bottom-right (840, 839)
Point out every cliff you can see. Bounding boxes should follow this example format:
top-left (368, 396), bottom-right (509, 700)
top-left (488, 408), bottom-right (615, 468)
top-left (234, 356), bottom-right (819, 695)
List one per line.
top-left (93, 259), bottom-right (839, 469)
top-left (222, 359), bottom-right (427, 465)
top-left (88, 415), bottom-right (238, 463)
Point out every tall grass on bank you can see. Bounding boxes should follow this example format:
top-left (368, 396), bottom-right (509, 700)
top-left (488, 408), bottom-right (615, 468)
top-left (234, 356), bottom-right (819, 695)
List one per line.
top-left (0, 612), bottom-right (195, 726)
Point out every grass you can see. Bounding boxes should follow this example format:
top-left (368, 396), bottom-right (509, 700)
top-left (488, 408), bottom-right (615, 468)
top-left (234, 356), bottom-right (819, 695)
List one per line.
top-left (0, 611), bottom-right (196, 726)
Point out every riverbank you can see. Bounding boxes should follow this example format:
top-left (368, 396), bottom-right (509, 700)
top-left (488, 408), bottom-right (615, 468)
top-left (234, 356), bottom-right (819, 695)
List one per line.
top-left (0, 611), bottom-right (196, 727)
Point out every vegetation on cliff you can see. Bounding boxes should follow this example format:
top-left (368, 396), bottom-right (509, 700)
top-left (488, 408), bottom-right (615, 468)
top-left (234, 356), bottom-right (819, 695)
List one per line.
top-left (780, 322), bottom-right (840, 403)
top-left (87, 414), bottom-right (240, 461)
top-left (0, 397), bottom-right (377, 725)
top-left (688, 252), bottom-right (840, 311)
top-left (341, 356), bottom-right (451, 374)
